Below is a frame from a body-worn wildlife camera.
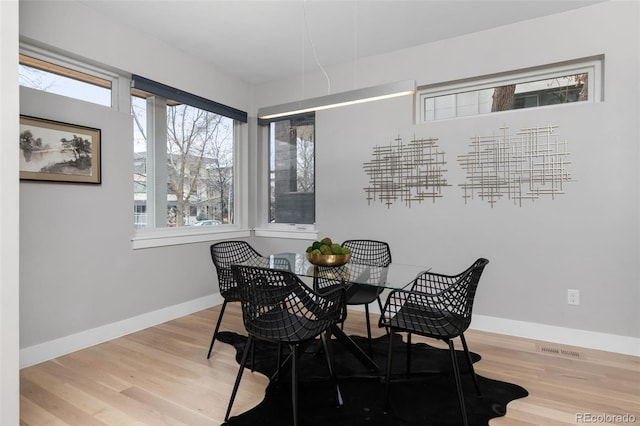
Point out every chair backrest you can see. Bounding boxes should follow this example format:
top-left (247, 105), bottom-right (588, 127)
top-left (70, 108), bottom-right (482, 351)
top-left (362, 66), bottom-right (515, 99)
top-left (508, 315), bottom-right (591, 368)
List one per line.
top-left (411, 258), bottom-right (488, 334)
top-left (342, 239), bottom-right (392, 267)
top-left (232, 265), bottom-right (346, 344)
top-left (210, 241), bottom-right (262, 298)
top-left (459, 258), bottom-right (489, 316)
top-left (314, 240), bottom-right (391, 293)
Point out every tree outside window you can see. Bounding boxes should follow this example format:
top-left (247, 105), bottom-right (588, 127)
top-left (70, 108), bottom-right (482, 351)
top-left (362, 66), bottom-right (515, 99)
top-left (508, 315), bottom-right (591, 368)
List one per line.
top-left (268, 114), bottom-right (315, 224)
top-left (420, 57), bottom-right (600, 123)
top-left (133, 96), bottom-right (235, 229)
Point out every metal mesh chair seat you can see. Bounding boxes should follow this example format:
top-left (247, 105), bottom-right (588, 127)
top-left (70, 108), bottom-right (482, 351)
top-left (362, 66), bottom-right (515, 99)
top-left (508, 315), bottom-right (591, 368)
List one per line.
top-left (379, 258), bottom-right (489, 426)
top-left (207, 241), bottom-right (263, 359)
top-left (225, 265), bottom-right (347, 426)
top-left (345, 285), bottom-right (382, 306)
top-left (383, 302), bottom-right (464, 338)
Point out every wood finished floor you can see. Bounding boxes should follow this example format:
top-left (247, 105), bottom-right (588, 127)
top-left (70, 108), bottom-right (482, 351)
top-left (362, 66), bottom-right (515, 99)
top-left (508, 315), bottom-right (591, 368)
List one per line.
top-left (20, 303), bottom-right (640, 425)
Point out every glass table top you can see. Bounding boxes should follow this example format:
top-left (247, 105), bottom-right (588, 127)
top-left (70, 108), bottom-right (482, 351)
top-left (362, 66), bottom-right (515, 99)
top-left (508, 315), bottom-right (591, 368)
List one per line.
top-left (238, 252), bottom-right (430, 290)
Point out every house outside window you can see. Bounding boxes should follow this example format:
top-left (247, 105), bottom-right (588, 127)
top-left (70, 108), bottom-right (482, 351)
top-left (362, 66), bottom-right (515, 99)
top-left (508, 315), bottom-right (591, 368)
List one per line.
top-left (418, 56), bottom-right (602, 122)
top-left (132, 93), bottom-right (237, 229)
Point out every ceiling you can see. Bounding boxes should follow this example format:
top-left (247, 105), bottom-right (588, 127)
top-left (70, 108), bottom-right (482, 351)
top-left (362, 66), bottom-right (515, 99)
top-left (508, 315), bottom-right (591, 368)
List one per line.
top-left (78, 0), bottom-right (604, 85)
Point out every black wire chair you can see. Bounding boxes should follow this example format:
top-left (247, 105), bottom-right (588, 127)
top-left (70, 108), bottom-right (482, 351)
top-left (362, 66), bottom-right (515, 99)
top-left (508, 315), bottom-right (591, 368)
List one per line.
top-left (225, 265), bottom-right (347, 426)
top-left (207, 241), bottom-right (263, 359)
top-left (315, 239), bottom-right (391, 356)
top-left (378, 258), bottom-right (489, 426)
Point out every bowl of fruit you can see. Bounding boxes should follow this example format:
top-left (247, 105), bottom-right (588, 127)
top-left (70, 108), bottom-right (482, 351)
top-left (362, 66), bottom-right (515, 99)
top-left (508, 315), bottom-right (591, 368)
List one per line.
top-left (306, 237), bottom-right (351, 267)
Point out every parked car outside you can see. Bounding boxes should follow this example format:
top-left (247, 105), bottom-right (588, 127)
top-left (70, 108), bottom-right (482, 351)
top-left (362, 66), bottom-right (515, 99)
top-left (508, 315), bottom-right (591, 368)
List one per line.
top-left (192, 220), bottom-right (222, 226)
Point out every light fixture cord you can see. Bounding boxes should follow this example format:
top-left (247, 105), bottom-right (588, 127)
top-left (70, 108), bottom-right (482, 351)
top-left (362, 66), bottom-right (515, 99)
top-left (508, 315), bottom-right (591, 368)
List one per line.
top-left (303, 0), bottom-right (331, 95)
top-left (301, 2), bottom-right (305, 100)
top-left (353, 1), bottom-right (357, 89)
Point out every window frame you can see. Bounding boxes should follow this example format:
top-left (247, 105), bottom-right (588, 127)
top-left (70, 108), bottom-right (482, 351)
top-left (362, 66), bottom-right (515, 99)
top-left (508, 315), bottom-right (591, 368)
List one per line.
top-left (18, 45), bottom-right (251, 249)
top-left (19, 44), bottom-right (123, 110)
top-left (416, 56), bottom-right (603, 123)
top-left (254, 114), bottom-right (318, 240)
top-left (131, 90), bottom-right (250, 249)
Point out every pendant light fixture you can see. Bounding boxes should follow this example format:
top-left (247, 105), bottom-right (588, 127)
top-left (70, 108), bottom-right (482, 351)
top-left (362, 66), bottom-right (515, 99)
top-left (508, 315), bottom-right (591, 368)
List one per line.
top-left (258, 2), bottom-right (416, 120)
top-left (258, 80), bottom-right (417, 119)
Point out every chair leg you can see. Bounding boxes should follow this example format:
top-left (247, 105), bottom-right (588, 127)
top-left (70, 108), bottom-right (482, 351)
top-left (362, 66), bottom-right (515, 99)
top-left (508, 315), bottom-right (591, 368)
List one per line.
top-left (207, 300), bottom-right (228, 359)
top-left (383, 331), bottom-right (394, 413)
top-left (291, 344), bottom-right (299, 426)
top-left (364, 304), bottom-right (373, 357)
top-left (376, 295), bottom-right (390, 335)
top-left (448, 340), bottom-right (468, 426)
top-left (273, 343), bottom-right (283, 382)
top-left (249, 339), bottom-right (256, 372)
top-left (271, 344), bottom-right (294, 383)
top-left (406, 332), bottom-right (412, 378)
top-left (460, 333), bottom-right (481, 396)
top-left (225, 335), bottom-right (253, 421)
top-left (320, 332), bottom-right (343, 407)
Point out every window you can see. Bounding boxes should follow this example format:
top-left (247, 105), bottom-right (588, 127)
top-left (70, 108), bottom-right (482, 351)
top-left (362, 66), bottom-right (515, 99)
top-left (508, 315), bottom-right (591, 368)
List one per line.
top-left (267, 114), bottom-right (315, 225)
top-left (131, 75), bottom-right (247, 230)
top-left (19, 54), bottom-right (113, 107)
top-left (418, 57), bottom-right (602, 122)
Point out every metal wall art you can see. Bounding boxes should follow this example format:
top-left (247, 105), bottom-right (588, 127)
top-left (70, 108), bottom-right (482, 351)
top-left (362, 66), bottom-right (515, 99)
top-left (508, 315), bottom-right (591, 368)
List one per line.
top-left (363, 135), bottom-right (449, 207)
top-left (458, 125), bottom-right (572, 207)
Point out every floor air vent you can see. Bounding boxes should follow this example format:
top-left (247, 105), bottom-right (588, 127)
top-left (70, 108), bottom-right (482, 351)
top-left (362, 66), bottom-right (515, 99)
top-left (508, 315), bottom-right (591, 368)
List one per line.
top-left (538, 345), bottom-right (581, 358)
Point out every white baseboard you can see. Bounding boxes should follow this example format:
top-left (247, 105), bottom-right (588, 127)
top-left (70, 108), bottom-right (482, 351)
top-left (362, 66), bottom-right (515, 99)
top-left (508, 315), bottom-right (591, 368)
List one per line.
top-left (470, 314), bottom-right (639, 357)
top-left (21, 296), bottom-right (638, 369)
top-left (348, 305), bottom-right (639, 357)
top-left (20, 293), bottom-right (225, 368)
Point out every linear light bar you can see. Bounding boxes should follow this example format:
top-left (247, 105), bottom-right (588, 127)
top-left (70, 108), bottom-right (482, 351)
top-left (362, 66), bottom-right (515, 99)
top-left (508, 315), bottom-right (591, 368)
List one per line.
top-left (258, 79), bottom-right (417, 120)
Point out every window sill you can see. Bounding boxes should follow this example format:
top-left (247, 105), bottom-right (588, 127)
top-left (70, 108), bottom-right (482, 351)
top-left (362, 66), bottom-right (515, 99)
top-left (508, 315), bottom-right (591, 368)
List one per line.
top-left (132, 226), bottom-right (251, 249)
top-left (254, 226), bottom-right (318, 240)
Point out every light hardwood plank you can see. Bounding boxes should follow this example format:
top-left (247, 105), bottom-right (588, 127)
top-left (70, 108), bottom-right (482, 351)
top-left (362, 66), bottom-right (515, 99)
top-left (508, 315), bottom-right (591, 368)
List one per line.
top-left (20, 304), bottom-right (640, 425)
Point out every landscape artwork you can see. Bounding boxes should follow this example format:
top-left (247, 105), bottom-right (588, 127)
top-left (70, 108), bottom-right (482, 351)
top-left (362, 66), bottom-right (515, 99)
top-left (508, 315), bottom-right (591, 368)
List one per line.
top-left (19, 115), bottom-right (101, 183)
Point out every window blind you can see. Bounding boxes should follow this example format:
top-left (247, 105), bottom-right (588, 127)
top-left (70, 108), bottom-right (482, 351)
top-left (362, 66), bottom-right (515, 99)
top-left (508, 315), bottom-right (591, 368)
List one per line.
top-left (131, 74), bottom-right (247, 123)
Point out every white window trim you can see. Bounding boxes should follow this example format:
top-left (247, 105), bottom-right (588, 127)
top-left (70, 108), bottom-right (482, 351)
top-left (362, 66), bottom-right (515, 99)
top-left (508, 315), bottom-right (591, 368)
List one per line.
top-left (132, 227), bottom-right (251, 249)
top-left (20, 43), bottom-right (125, 111)
top-left (17, 45), bottom-right (250, 249)
top-left (132, 116), bottom-right (250, 249)
top-left (417, 56), bottom-right (603, 123)
top-left (253, 225), bottom-right (318, 240)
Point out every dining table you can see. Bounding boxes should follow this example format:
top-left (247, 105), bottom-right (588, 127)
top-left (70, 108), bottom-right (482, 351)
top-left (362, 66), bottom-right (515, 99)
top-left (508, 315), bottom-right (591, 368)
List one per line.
top-left (237, 252), bottom-right (430, 371)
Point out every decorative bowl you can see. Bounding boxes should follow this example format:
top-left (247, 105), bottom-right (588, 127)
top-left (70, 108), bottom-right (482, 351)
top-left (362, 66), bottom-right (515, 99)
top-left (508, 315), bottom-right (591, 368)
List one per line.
top-left (306, 252), bottom-right (351, 267)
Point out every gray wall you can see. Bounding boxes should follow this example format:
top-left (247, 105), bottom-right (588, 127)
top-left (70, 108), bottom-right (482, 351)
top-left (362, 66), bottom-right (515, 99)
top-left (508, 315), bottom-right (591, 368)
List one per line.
top-left (19, 88), bottom-right (222, 348)
top-left (18, 1), bottom-right (249, 358)
top-left (15, 0), bottom-right (640, 369)
top-left (254, 1), bottom-right (640, 340)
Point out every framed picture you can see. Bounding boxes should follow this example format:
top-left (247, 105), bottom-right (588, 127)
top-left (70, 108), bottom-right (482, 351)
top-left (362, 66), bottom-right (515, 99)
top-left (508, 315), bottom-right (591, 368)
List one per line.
top-left (19, 115), bottom-right (101, 184)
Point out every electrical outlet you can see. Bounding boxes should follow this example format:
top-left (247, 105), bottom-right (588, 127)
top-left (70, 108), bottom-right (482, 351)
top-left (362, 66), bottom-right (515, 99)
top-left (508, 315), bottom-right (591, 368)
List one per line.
top-left (567, 289), bottom-right (580, 305)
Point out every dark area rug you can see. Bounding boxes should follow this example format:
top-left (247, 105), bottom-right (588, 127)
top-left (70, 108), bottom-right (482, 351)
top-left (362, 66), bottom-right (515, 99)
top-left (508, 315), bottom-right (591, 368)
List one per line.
top-left (217, 331), bottom-right (528, 426)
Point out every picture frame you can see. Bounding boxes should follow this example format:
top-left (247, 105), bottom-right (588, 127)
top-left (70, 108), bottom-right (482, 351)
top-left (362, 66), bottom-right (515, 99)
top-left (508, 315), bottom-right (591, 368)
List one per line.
top-left (19, 115), bottom-right (101, 184)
